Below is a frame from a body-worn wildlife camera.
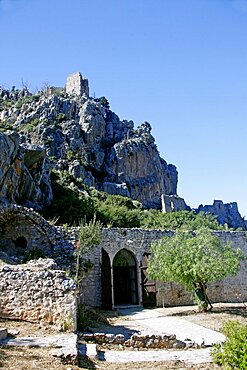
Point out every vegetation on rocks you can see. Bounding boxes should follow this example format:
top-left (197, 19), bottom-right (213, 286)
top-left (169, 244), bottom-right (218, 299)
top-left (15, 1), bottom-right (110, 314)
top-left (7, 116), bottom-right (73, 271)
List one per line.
top-left (42, 170), bottom-right (225, 230)
top-left (0, 79), bottom-right (245, 229)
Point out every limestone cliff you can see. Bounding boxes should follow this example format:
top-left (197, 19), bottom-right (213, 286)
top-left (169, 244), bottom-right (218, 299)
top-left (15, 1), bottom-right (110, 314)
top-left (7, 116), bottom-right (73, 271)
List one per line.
top-left (1, 73), bottom-right (245, 230)
top-left (0, 75), bottom-right (179, 209)
top-left (0, 131), bottom-right (52, 210)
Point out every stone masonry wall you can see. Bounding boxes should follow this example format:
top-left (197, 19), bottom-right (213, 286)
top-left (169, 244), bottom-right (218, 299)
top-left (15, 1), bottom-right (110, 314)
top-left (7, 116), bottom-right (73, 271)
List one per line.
top-left (65, 72), bottom-right (89, 97)
top-left (0, 204), bottom-right (76, 270)
top-left (1, 204), bottom-right (246, 320)
top-left (0, 259), bottom-right (76, 328)
top-left (73, 228), bottom-right (247, 308)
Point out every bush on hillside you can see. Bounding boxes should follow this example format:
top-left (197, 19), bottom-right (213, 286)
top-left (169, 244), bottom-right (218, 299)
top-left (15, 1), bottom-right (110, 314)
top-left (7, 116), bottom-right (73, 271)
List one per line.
top-left (140, 209), bottom-right (223, 230)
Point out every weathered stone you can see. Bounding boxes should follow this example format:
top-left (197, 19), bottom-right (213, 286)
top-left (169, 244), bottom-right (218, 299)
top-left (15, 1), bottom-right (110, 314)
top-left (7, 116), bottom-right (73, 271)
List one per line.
top-left (161, 194), bottom-right (189, 213)
top-left (82, 333), bottom-right (94, 341)
top-left (173, 340), bottom-right (186, 349)
top-left (102, 182), bottom-right (130, 198)
top-left (94, 333), bottom-right (105, 343)
top-left (0, 328), bottom-right (8, 340)
top-left (113, 334), bottom-right (125, 344)
top-left (0, 131), bottom-right (52, 210)
top-left (198, 200), bottom-right (247, 230)
top-left (0, 258), bottom-right (76, 328)
top-left (104, 333), bottom-right (115, 343)
top-left (66, 72), bottom-right (89, 97)
top-left (0, 75), bottom-right (180, 212)
top-left (7, 329), bottom-right (20, 337)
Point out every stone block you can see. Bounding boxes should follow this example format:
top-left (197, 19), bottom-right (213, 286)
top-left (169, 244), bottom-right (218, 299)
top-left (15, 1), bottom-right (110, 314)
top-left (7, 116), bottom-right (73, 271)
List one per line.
top-left (0, 328), bottom-right (8, 340)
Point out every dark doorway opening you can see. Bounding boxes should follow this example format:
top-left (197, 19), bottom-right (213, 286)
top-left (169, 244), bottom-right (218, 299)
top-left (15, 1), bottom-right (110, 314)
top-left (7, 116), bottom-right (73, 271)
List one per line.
top-left (113, 249), bottom-right (138, 305)
top-left (141, 252), bottom-right (157, 307)
top-left (101, 249), bottom-right (112, 309)
top-left (13, 236), bottom-right (27, 249)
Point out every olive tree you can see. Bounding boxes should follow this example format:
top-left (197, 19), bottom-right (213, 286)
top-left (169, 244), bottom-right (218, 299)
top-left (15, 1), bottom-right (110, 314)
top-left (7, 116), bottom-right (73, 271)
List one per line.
top-left (148, 228), bottom-right (244, 311)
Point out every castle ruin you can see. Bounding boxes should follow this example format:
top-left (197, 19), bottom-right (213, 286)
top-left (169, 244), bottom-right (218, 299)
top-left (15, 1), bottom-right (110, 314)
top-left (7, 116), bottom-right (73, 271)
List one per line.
top-left (65, 71), bottom-right (89, 97)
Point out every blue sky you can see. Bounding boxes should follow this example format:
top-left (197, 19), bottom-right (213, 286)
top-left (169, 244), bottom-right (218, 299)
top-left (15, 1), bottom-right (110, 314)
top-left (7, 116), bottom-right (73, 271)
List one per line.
top-left (1, 0), bottom-right (247, 216)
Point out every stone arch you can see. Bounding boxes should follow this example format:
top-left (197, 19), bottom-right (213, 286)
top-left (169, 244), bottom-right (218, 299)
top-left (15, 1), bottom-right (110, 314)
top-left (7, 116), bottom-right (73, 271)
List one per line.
top-left (0, 204), bottom-right (56, 263)
top-left (113, 248), bottom-right (138, 305)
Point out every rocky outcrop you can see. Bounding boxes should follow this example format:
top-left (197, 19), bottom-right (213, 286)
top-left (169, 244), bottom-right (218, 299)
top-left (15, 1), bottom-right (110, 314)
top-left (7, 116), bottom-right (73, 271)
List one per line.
top-left (0, 131), bottom-right (52, 210)
top-left (197, 200), bottom-right (247, 230)
top-left (0, 74), bottom-right (245, 227)
top-left (0, 79), bottom-right (179, 209)
top-left (105, 122), bottom-right (178, 208)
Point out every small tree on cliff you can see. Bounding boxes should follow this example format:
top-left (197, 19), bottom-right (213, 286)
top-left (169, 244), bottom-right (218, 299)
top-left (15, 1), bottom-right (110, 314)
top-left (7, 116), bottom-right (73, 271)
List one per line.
top-left (148, 228), bottom-right (243, 311)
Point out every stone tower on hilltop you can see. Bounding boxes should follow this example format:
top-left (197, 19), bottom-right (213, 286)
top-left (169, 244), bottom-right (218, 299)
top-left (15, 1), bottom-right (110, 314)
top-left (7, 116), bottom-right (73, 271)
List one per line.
top-left (65, 72), bottom-right (89, 97)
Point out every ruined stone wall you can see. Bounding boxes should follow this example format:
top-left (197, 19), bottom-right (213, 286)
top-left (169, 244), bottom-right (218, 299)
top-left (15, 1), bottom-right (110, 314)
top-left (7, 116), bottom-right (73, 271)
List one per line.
top-left (1, 205), bottom-right (246, 318)
top-left (0, 204), bottom-right (75, 270)
top-left (65, 72), bottom-right (89, 97)
top-left (0, 259), bottom-right (76, 328)
top-left (161, 194), bottom-right (189, 213)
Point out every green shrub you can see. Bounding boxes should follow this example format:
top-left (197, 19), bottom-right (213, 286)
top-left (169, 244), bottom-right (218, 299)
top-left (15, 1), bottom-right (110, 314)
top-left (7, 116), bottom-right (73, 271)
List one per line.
top-left (211, 320), bottom-right (247, 369)
top-left (96, 202), bottom-right (141, 228)
top-left (94, 96), bottom-right (110, 109)
top-left (140, 210), bottom-right (223, 230)
top-left (21, 118), bottom-right (39, 133)
top-left (42, 171), bottom-right (95, 225)
top-left (55, 113), bottom-right (66, 123)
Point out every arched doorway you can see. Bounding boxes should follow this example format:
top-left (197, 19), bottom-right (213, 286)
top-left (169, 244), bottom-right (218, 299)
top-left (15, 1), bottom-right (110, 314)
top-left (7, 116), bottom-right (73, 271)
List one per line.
top-left (141, 252), bottom-right (157, 307)
top-left (101, 249), bottom-right (112, 309)
top-left (113, 249), bottom-right (138, 305)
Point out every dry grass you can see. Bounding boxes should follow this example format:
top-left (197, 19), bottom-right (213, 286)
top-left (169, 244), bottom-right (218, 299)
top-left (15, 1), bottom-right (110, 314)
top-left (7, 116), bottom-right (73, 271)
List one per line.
top-left (98, 361), bottom-right (220, 369)
top-left (0, 346), bottom-right (83, 370)
top-left (169, 304), bottom-right (247, 332)
top-left (0, 317), bottom-right (59, 337)
top-left (0, 347), bottom-right (220, 370)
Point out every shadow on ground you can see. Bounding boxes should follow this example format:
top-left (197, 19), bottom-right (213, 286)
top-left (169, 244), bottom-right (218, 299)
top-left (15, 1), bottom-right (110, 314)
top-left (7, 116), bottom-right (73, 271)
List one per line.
top-left (78, 355), bottom-right (97, 369)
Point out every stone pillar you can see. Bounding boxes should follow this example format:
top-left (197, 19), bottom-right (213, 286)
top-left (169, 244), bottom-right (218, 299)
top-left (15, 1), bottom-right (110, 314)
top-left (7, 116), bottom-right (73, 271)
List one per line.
top-left (111, 264), bottom-right (115, 309)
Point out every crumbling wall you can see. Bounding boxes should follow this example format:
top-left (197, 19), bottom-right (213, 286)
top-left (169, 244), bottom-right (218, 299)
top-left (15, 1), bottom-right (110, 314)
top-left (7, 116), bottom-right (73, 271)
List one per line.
top-left (65, 72), bottom-right (89, 97)
top-left (0, 259), bottom-right (76, 329)
top-left (161, 194), bottom-right (189, 213)
top-left (0, 204), bottom-right (75, 270)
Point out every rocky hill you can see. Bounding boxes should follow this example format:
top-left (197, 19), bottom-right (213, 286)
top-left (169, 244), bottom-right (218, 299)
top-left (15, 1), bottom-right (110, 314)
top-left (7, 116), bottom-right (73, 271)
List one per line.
top-left (0, 72), bottom-right (245, 229)
top-left (0, 72), bottom-right (182, 210)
